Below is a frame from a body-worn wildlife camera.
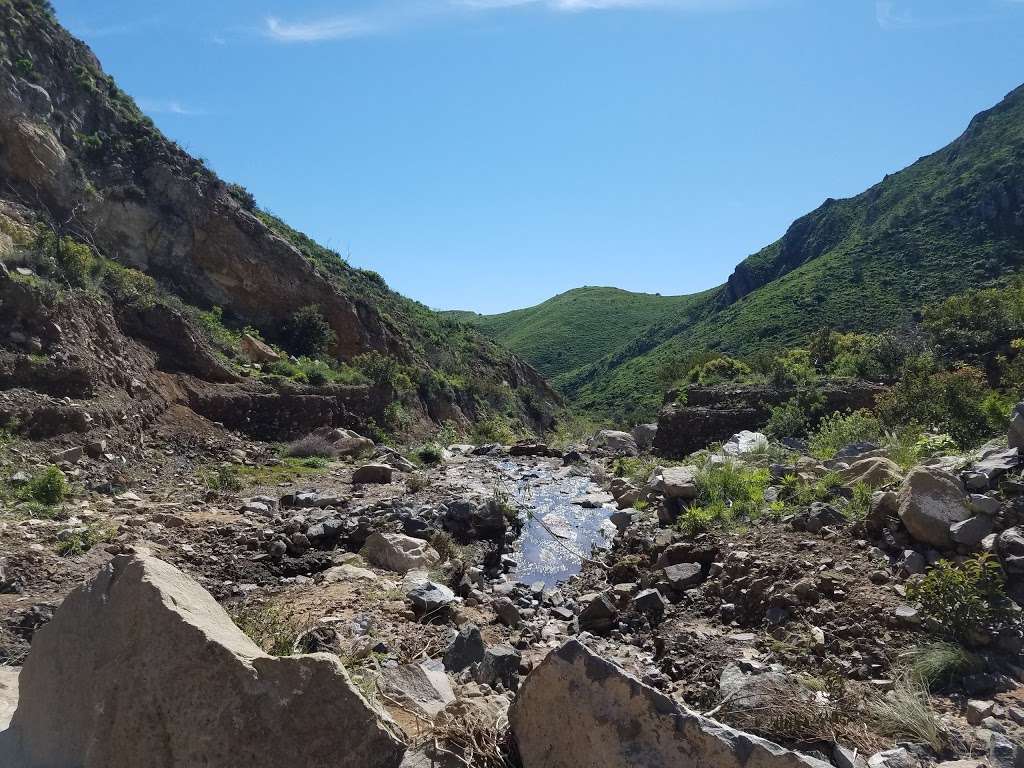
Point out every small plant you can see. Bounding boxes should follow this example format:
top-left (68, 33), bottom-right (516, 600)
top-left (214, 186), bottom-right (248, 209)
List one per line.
top-left (283, 434), bottom-right (338, 459)
top-left (612, 456), bottom-right (658, 486)
top-left (906, 554), bottom-right (1018, 644)
top-left (228, 601), bottom-right (308, 656)
top-left (405, 472), bottom-right (431, 493)
top-left (675, 461), bottom-right (770, 534)
top-left (417, 443), bottom-right (443, 465)
top-left (868, 673), bottom-right (945, 751)
top-left (55, 522), bottom-right (117, 557)
top-left (21, 466), bottom-right (69, 506)
top-left (808, 409), bottom-right (882, 460)
top-left (430, 530), bottom-right (463, 563)
top-left (845, 481), bottom-right (873, 523)
top-left (15, 57), bottom-right (33, 77)
top-left (902, 642), bottom-right (983, 690)
top-left (206, 464), bottom-right (243, 492)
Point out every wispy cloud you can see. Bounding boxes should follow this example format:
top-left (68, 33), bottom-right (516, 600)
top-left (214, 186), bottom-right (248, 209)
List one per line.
top-left (137, 99), bottom-right (207, 117)
top-left (264, 15), bottom-right (379, 42)
top-left (875, 0), bottom-right (1022, 30)
top-left (262, 0), bottom-right (763, 43)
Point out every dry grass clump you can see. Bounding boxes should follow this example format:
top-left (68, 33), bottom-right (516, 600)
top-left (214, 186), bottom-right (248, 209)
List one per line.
top-left (867, 673), bottom-right (946, 752)
top-left (421, 701), bottom-right (513, 768)
top-left (283, 434), bottom-right (338, 459)
top-left (227, 600), bottom-right (311, 656)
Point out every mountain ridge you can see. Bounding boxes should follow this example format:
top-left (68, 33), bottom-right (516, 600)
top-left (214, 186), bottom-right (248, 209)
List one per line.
top-left (461, 82), bottom-right (1024, 421)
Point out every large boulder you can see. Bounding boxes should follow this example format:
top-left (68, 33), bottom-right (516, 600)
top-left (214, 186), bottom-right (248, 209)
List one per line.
top-left (651, 465), bottom-right (699, 500)
top-left (0, 553), bottom-right (405, 768)
top-left (510, 640), bottom-right (831, 768)
top-left (631, 423), bottom-right (658, 450)
top-left (897, 467), bottom-right (972, 547)
top-left (588, 430), bottom-right (638, 456)
top-left (722, 430), bottom-right (768, 456)
top-left (353, 462), bottom-right (394, 484)
top-left (364, 532), bottom-right (440, 574)
top-left (841, 456), bottom-right (902, 489)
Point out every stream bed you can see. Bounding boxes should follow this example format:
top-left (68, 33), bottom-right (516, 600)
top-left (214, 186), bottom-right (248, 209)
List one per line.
top-left (499, 460), bottom-right (617, 588)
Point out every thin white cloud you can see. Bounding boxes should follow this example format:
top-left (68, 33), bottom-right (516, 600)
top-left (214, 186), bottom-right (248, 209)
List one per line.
top-left (263, 0), bottom-right (763, 43)
top-left (138, 99), bottom-right (207, 117)
top-left (264, 15), bottom-right (379, 42)
top-left (876, 0), bottom-right (1022, 30)
top-left (69, 16), bottom-right (163, 39)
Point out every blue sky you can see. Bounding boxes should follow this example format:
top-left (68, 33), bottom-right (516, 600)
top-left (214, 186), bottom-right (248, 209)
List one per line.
top-left (53, 0), bottom-right (1024, 313)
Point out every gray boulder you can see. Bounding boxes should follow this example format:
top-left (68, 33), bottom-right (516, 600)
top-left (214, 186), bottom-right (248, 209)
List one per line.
top-left (631, 423), bottom-right (658, 450)
top-left (968, 447), bottom-right (1019, 487)
top-left (407, 581), bottom-right (456, 615)
top-left (510, 640), bottom-right (831, 768)
top-left (443, 624), bottom-right (486, 673)
top-left (0, 553), bottom-right (404, 768)
top-left (652, 465), bottom-right (699, 500)
top-left (588, 430), bottom-right (638, 456)
top-left (722, 430), bottom-right (768, 456)
top-left (897, 467), bottom-right (971, 547)
top-left (363, 532), bottom-right (440, 574)
top-left (353, 463), bottom-right (394, 484)
top-left (379, 659), bottom-right (454, 719)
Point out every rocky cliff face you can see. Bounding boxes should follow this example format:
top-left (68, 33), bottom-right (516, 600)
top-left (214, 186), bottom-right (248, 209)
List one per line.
top-left (0, 0), bottom-right (559, 438)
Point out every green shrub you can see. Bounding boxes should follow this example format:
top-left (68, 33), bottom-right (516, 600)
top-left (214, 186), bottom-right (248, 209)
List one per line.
top-left (352, 351), bottom-right (415, 395)
top-left (686, 356), bottom-right (751, 386)
top-left (675, 461), bottom-right (770, 534)
top-left (206, 464), bottom-right (243, 492)
top-left (612, 456), bottom-right (658, 486)
top-left (228, 601), bottom-right (306, 656)
top-left (281, 305), bottom-right (336, 358)
top-left (56, 521), bottom-right (117, 557)
top-left (906, 554), bottom-right (1018, 644)
top-left (471, 414), bottom-right (519, 445)
top-left (15, 57), bottom-right (33, 77)
top-left (417, 443), bottom-right (443, 465)
top-left (764, 401), bottom-right (811, 439)
top-left (807, 409), bottom-right (882, 459)
top-left (846, 481), bottom-right (874, 523)
top-left (21, 466), bottom-right (69, 506)
top-left (877, 356), bottom-right (999, 449)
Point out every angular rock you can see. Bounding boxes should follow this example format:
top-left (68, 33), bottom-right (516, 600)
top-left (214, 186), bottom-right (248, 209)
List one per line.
top-left (493, 597), bottom-right (522, 627)
top-left (630, 423), bottom-right (657, 450)
top-left (578, 593), bottom-right (617, 634)
top-left (0, 553), bottom-right (404, 768)
top-left (841, 456), bottom-right (902, 488)
top-left (950, 515), bottom-right (994, 547)
top-left (654, 465), bottom-right (699, 500)
top-left (588, 430), bottom-right (638, 456)
top-left (239, 332), bottom-right (280, 363)
top-left (380, 659), bottom-right (455, 719)
top-left (443, 624), bottom-right (486, 673)
top-left (897, 467), bottom-right (971, 547)
top-left (511, 640), bottom-right (831, 768)
top-left (722, 430), bottom-right (768, 456)
top-left (631, 588), bottom-right (667, 619)
top-left (663, 562), bottom-right (703, 590)
top-left (364, 532), bottom-right (440, 574)
top-left (969, 447), bottom-right (1019, 487)
top-left (353, 463), bottom-right (394, 484)
top-left (475, 644), bottom-right (521, 691)
top-left (1009, 401), bottom-right (1024, 451)
top-left (406, 581), bottom-right (456, 615)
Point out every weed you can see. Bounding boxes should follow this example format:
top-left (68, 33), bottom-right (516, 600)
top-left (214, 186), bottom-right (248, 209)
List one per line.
top-left (868, 673), bottom-right (945, 751)
top-left (205, 464), bottom-right (243, 492)
top-left (405, 472), bottom-right (431, 493)
top-left (19, 465), bottom-right (69, 506)
top-left (675, 461), bottom-right (770, 534)
top-left (417, 443), bottom-right (443, 465)
top-left (55, 521), bottom-right (117, 557)
top-left (228, 601), bottom-right (308, 656)
top-left (808, 410), bottom-right (882, 460)
top-left (902, 642), bottom-right (983, 690)
top-left (283, 434), bottom-right (338, 459)
top-left (846, 481), bottom-right (874, 523)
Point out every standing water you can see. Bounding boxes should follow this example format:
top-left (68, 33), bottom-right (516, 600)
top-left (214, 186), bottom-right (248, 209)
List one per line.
top-left (498, 460), bottom-right (618, 588)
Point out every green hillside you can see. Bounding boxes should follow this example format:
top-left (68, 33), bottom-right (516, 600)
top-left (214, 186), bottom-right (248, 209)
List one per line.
top-left (450, 287), bottom-right (702, 386)
top-left (466, 83), bottom-right (1024, 423)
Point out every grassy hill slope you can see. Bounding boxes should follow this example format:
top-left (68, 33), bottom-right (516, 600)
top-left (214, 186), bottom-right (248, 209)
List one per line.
top-left (451, 287), bottom-right (703, 385)
top-left (468, 83), bottom-right (1024, 423)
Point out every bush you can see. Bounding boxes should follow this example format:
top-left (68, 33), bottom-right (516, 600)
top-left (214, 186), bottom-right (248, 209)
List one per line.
top-left (206, 464), bottom-right (243, 492)
top-left (686, 356), bottom-right (751, 386)
top-left (471, 414), bottom-right (519, 445)
top-left (417, 443), bottom-right (443, 465)
top-left (352, 351), bottom-right (415, 395)
top-left (675, 461), bottom-right (770, 534)
top-left (906, 554), bottom-right (1018, 644)
top-left (807, 409), bottom-right (882, 459)
top-left (280, 305), bottom-right (336, 358)
top-left (56, 522), bottom-right (117, 557)
top-left (764, 401), bottom-right (811, 439)
top-left (283, 434), bottom-right (338, 459)
top-left (877, 357), bottom-right (999, 449)
top-left (228, 601), bottom-right (307, 656)
top-left (405, 472), bottom-right (431, 493)
top-left (22, 466), bottom-right (69, 506)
